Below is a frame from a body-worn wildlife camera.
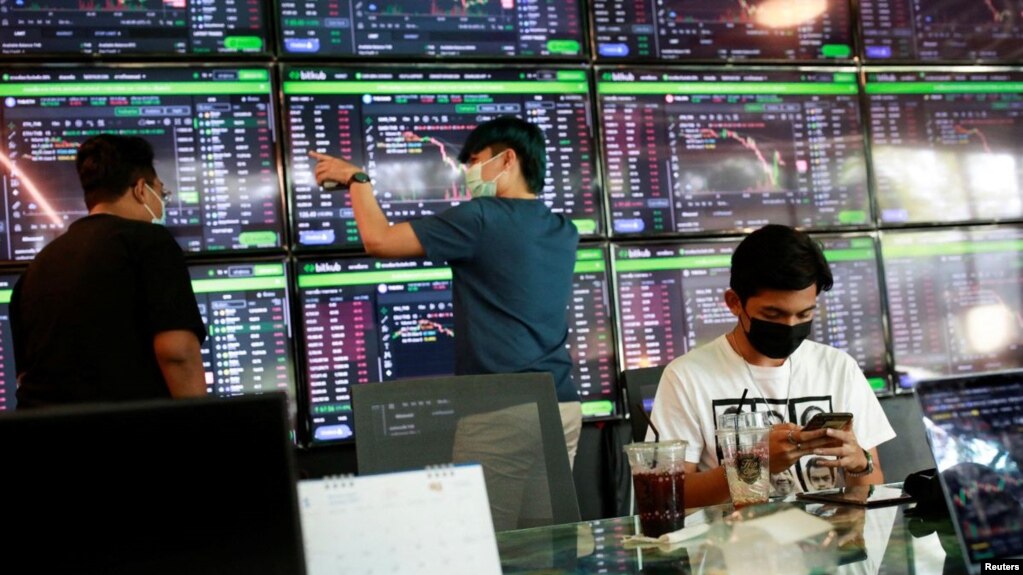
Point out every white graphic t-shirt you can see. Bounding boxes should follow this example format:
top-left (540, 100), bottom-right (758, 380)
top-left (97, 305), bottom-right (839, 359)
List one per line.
top-left (648, 335), bottom-right (896, 496)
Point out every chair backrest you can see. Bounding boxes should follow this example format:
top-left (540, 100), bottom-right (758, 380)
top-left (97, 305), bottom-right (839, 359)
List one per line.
top-left (621, 366), bottom-right (666, 442)
top-left (0, 395), bottom-right (305, 575)
top-left (352, 373), bottom-right (580, 531)
top-left (876, 393), bottom-right (935, 483)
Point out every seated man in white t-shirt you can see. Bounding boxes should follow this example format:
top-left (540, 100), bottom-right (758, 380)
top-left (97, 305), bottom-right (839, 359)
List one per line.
top-left (648, 224), bottom-right (895, 508)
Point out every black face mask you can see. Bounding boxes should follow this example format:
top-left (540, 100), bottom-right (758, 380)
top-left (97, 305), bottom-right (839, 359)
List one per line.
top-left (742, 311), bottom-right (813, 359)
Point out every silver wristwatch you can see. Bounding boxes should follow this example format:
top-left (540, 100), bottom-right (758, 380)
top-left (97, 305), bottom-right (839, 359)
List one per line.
top-left (844, 448), bottom-right (874, 477)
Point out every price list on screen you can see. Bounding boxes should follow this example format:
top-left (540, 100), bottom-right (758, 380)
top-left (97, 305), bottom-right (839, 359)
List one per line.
top-left (613, 235), bottom-right (889, 390)
top-left (297, 248), bottom-right (618, 442)
top-left (283, 66), bottom-right (600, 250)
top-left (188, 261), bottom-right (295, 402)
top-left (0, 273), bottom-right (19, 412)
top-left (860, 0), bottom-right (1023, 61)
top-left (866, 69), bottom-right (1023, 225)
top-left (278, 0), bottom-right (583, 58)
top-left (882, 226), bottom-right (1023, 389)
top-left (592, 0), bottom-right (853, 61)
top-left (598, 68), bottom-right (870, 236)
top-left (0, 0), bottom-right (267, 55)
top-left (0, 67), bottom-right (283, 260)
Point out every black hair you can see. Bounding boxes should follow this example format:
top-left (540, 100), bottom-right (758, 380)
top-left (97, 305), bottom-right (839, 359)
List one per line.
top-left (458, 116), bottom-right (547, 195)
top-left (730, 224), bottom-right (833, 304)
top-left (807, 457), bottom-right (837, 479)
top-left (76, 134), bottom-right (157, 209)
top-left (800, 405), bottom-right (826, 427)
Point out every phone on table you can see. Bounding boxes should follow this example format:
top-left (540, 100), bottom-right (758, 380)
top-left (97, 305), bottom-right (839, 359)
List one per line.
top-left (801, 412), bottom-right (853, 431)
top-left (796, 485), bottom-right (914, 507)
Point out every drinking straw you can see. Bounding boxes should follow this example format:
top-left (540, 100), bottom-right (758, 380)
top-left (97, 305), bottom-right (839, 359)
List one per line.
top-left (734, 388), bottom-right (749, 446)
top-left (637, 408), bottom-right (660, 469)
top-left (639, 408), bottom-right (660, 443)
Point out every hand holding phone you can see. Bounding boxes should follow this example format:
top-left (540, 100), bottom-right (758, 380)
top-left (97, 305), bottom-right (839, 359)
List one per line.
top-left (801, 412), bottom-right (853, 431)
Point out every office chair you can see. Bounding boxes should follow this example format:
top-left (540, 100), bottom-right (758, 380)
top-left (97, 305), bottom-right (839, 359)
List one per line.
top-left (621, 365), bottom-right (667, 442)
top-left (352, 372), bottom-right (580, 531)
top-left (876, 393), bottom-right (936, 483)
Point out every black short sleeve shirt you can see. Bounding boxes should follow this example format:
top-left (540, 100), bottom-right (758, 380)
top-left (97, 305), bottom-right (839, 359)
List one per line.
top-left (11, 214), bottom-right (206, 408)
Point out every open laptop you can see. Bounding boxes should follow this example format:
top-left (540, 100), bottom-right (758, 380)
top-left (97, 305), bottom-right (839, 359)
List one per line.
top-left (915, 371), bottom-right (1023, 573)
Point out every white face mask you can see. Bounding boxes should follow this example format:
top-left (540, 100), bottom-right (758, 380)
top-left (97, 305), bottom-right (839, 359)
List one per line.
top-left (463, 151), bottom-right (507, 199)
top-left (143, 184), bottom-right (166, 225)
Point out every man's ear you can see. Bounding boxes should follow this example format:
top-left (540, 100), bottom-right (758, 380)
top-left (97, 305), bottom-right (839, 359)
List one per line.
top-left (130, 178), bottom-right (147, 203)
top-left (501, 148), bottom-right (518, 170)
top-left (724, 289), bottom-right (743, 318)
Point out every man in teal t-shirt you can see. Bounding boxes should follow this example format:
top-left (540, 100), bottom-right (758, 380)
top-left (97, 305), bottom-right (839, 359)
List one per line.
top-left (310, 117), bottom-right (582, 464)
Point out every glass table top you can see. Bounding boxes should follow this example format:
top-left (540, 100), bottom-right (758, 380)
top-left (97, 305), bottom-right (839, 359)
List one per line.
top-left (497, 489), bottom-right (967, 574)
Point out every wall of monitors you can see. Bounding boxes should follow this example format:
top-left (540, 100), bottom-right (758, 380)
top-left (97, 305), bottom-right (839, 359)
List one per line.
top-left (4, 0), bottom-right (1022, 444)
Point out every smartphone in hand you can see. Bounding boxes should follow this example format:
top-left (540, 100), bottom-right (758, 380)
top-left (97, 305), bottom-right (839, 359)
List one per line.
top-left (802, 412), bottom-right (853, 431)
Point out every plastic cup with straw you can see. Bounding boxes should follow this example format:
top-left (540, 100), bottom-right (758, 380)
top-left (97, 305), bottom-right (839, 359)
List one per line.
top-left (716, 388), bottom-right (772, 508)
top-left (624, 407), bottom-right (688, 537)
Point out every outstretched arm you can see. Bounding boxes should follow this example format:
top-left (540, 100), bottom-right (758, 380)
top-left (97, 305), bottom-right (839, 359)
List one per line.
top-left (309, 151), bottom-right (424, 258)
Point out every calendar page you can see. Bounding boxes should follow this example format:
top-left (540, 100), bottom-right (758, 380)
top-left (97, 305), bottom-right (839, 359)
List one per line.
top-left (298, 464), bottom-right (501, 575)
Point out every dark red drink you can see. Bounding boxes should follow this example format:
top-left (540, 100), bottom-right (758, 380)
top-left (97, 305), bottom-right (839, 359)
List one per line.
top-left (631, 470), bottom-right (686, 537)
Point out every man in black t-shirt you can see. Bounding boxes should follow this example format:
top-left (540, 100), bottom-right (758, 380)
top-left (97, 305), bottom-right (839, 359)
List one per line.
top-left (11, 134), bottom-right (207, 408)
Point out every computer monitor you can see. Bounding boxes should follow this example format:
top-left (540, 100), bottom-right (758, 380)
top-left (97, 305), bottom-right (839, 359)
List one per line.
top-left (0, 394), bottom-right (306, 575)
top-left (859, 0), bottom-right (1023, 62)
top-left (188, 260), bottom-right (296, 404)
top-left (866, 68), bottom-right (1023, 225)
top-left (612, 234), bottom-right (890, 392)
top-left (0, 0), bottom-right (269, 56)
top-left (282, 65), bottom-right (601, 250)
top-left (0, 271), bottom-right (20, 411)
top-left (296, 247), bottom-right (618, 443)
top-left (882, 226), bottom-right (1023, 390)
top-left (916, 371), bottom-right (1023, 574)
top-left (591, 0), bottom-right (854, 61)
top-left (597, 67), bottom-right (870, 236)
top-left (0, 65), bottom-right (284, 260)
top-left (276, 0), bottom-right (585, 59)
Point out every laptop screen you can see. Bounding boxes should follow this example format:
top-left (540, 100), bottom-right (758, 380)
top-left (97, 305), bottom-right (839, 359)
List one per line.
top-left (0, 395), bottom-right (306, 575)
top-left (916, 372), bottom-right (1023, 569)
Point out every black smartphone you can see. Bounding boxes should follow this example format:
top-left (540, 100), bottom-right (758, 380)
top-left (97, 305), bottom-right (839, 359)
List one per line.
top-left (802, 412), bottom-right (853, 431)
top-left (797, 485), bottom-right (914, 507)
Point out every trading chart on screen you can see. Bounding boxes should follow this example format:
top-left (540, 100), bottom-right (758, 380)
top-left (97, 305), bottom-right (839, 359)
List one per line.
top-left (297, 248), bottom-right (617, 442)
top-left (598, 67), bottom-right (869, 235)
top-left (0, 66), bottom-right (284, 260)
top-left (283, 65), bottom-right (600, 250)
top-left (278, 0), bottom-right (583, 58)
top-left (592, 0), bottom-right (853, 61)
top-left (860, 0), bottom-right (1023, 61)
top-left (867, 69), bottom-right (1023, 225)
top-left (0, 0), bottom-right (268, 55)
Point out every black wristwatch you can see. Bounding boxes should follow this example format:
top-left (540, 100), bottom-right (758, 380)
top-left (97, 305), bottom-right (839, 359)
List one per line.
top-left (347, 172), bottom-right (372, 186)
